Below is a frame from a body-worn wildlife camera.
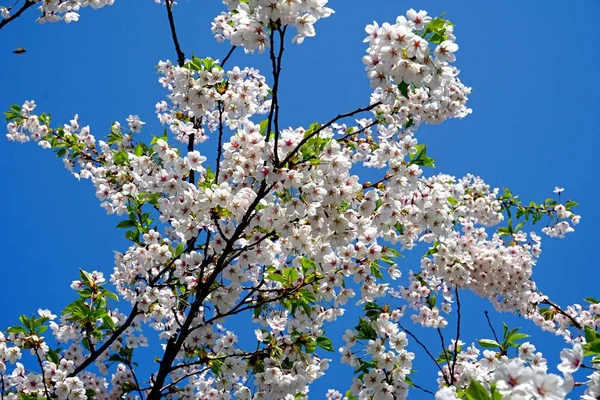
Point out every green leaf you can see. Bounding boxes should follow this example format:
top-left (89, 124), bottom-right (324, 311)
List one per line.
top-left (304, 337), bottom-right (317, 353)
top-left (585, 297), bottom-right (600, 304)
top-left (447, 196), bottom-right (458, 205)
top-left (125, 230), bottom-right (140, 243)
top-left (210, 359), bottom-right (223, 376)
top-left (565, 200), bottom-right (578, 210)
top-left (102, 315), bottom-right (116, 331)
top-left (267, 273), bottom-right (285, 283)
top-left (408, 144), bottom-right (436, 168)
top-left (6, 325), bottom-right (27, 334)
top-left (507, 332), bottom-right (530, 343)
top-left (80, 269), bottom-right (93, 285)
top-left (299, 257), bottom-right (316, 273)
top-left (113, 150), bottom-right (129, 165)
top-left (173, 242), bottom-right (185, 257)
top-left (477, 339), bottom-right (500, 349)
top-left (370, 262), bottom-right (383, 279)
top-left (259, 119), bottom-right (269, 135)
top-left (316, 336), bottom-right (334, 352)
top-left (47, 348), bottom-right (60, 364)
top-left (427, 294), bottom-right (437, 309)
top-left (134, 143), bottom-right (145, 157)
top-left (345, 390), bottom-right (359, 400)
top-left (465, 379), bottom-right (490, 400)
top-left (584, 339), bottom-right (600, 355)
top-left (116, 220), bottom-right (137, 229)
top-left (398, 81), bottom-right (410, 98)
top-left (283, 267), bottom-right (299, 284)
top-left (355, 318), bottom-right (377, 340)
top-left (585, 326), bottom-right (600, 343)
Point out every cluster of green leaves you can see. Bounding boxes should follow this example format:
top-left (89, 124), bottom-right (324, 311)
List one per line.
top-left (297, 123), bottom-right (329, 166)
top-left (419, 14), bottom-right (455, 45)
top-left (290, 331), bottom-right (334, 354)
top-left (369, 247), bottom-right (401, 280)
top-left (497, 187), bottom-right (578, 238)
top-left (62, 269), bottom-right (119, 350)
top-left (116, 198), bottom-right (158, 244)
top-left (183, 56), bottom-right (219, 72)
top-left (458, 380), bottom-right (502, 400)
top-left (4, 104), bottom-right (22, 122)
top-left (4, 104), bottom-right (91, 162)
top-left (477, 323), bottom-right (529, 356)
top-left (263, 257), bottom-right (321, 317)
top-left (408, 144), bottom-right (436, 168)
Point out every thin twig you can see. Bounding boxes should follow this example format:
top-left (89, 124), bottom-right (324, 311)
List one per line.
top-left (484, 310), bottom-right (500, 344)
top-left (278, 101), bottom-right (381, 167)
top-left (411, 382), bottom-right (435, 395)
top-left (450, 288), bottom-right (461, 383)
top-left (35, 350), bottom-right (51, 400)
top-left (436, 328), bottom-right (450, 370)
top-left (540, 298), bottom-right (583, 330)
top-left (220, 46), bottom-right (236, 68)
top-left (397, 322), bottom-right (450, 386)
top-left (215, 102), bottom-right (225, 183)
top-left (125, 360), bottom-right (145, 400)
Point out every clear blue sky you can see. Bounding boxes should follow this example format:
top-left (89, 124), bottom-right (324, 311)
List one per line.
top-left (1, 0), bottom-right (599, 398)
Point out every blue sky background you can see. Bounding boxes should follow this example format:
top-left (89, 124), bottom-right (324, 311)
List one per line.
top-left (0, 0), bottom-right (599, 398)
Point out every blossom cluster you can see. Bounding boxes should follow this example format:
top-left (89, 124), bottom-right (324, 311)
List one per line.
top-left (433, 340), bottom-right (600, 400)
top-left (0, 0), bottom-right (115, 24)
top-left (211, 0), bottom-right (334, 52)
top-left (156, 59), bottom-right (271, 143)
top-left (364, 10), bottom-right (472, 129)
top-left (2, 4), bottom-right (593, 400)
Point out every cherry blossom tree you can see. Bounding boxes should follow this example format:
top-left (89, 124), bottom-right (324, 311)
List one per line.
top-left (2, 1), bottom-right (599, 399)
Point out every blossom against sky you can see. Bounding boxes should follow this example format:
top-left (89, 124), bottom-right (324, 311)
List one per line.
top-left (1, 1), bottom-right (599, 398)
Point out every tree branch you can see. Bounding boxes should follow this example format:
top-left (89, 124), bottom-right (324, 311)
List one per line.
top-left (397, 322), bottom-right (450, 386)
top-left (278, 101), bottom-right (381, 168)
top-left (540, 298), bottom-right (583, 330)
top-left (266, 25), bottom-right (286, 165)
top-left (0, 0), bottom-right (35, 31)
top-left (484, 310), bottom-right (500, 344)
top-left (69, 306), bottom-right (140, 377)
top-left (220, 46), bottom-right (236, 68)
top-left (450, 288), bottom-right (461, 383)
top-left (164, 0), bottom-right (185, 68)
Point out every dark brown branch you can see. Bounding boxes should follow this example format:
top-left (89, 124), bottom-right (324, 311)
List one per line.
top-left (540, 298), bottom-right (583, 330)
top-left (35, 350), bottom-right (51, 400)
top-left (215, 102), bottom-right (225, 183)
top-left (0, 0), bottom-right (35, 31)
top-left (397, 322), bottom-right (450, 386)
top-left (336, 120), bottom-right (379, 142)
top-left (450, 288), bottom-right (461, 383)
top-left (484, 310), bottom-right (500, 344)
top-left (411, 382), bottom-right (434, 396)
top-left (124, 359), bottom-right (145, 400)
top-left (147, 182), bottom-right (271, 400)
top-left (436, 328), bottom-right (450, 376)
top-left (278, 101), bottom-right (381, 168)
top-left (220, 46), bottom-right (236, 68)
top-left (69, 306), bottom-right (140, 377)
top-left (164, 0), bottom-right (185, 68)
top-left (266, 25), bottom-right (286, 165)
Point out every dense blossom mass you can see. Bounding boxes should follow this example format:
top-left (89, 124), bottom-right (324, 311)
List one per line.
top-left (2, 1), bottom-right (598, 400)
